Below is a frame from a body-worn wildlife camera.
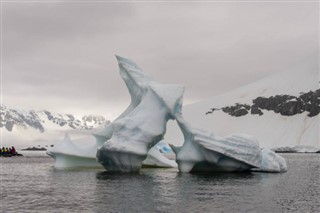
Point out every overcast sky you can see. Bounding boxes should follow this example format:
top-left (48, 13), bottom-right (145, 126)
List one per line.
top-left (1, 1), bottom-right (319, 120)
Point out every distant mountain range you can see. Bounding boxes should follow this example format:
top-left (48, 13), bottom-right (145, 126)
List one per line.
top-left (0, 105), bottom-right (110, 133)
top-left (1, 105), bottom-right (110, 148)
top-left (205, 89), bottom-right (320, 117)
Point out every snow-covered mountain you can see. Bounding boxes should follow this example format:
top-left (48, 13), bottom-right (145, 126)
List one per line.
top-left (205, 89), bottom-right (319, 118)
top-left (165, 56), bottom-right (319, 149)
top-left (1, 105), bottom-right (110, 148)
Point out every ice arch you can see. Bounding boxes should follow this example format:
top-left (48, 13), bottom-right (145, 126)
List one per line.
top-left (96, 56), bottom-right (184, 172)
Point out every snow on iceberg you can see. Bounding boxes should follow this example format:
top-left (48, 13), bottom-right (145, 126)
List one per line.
top-left (96, 56), bottom-right (184, 172)
top-left (173, 114), bottom-right (262, 173)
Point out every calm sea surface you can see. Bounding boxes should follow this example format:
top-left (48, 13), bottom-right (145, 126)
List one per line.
top-left (1, 152), bottom-right (319, 213)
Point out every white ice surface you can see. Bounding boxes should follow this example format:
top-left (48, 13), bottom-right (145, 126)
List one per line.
top-left (174, 114), bottom-right (262, 173)
top-left (47, 56), bottom-right (181, 170)
top-left (254, 148), bottom-right (287, 172)
top-left (46, 134), bottom-right (103, 169)
top-left (96, 56), bottom-right (184, 172)
top-left (47, 134), bottom-right (177, 169)
top-left (143, 146), bottom-right (177, 168)
top-left (292, 145), bottom-right (320, 153)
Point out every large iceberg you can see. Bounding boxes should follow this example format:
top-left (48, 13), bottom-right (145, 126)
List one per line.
top-left (47, 55), bottom-right (287, 173)
top-left (96, 56), bottom-right (184, 172)
top-left (172, 114), bottom-right (262, 173)
top-left (47, 56), bottom-right (180, 170)
top-left (170, 114), bottom-right (287, 173)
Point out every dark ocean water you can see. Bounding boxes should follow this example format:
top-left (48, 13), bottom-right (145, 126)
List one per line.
top-left (1, 153), bottom-right (319, 213)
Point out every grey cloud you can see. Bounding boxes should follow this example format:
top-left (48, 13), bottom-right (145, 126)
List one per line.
top-left (3, 2), bottom-right (134, 60)
top-left (2, 2), bottom-right (318, 119)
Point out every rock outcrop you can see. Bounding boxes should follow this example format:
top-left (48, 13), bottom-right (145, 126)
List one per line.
top-left (205, 89), bottom-right (320, 117)
top-left (0, 105), bottom-right (109, 132)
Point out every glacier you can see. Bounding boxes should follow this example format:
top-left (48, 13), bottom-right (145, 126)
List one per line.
top-left (96, 56), bottom-right (184, 172)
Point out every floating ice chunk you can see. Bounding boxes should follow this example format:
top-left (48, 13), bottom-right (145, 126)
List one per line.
top-left (292, 145), bottom-right (320, 153)
top-left (96, 56), bottom-right (184, 172)
top-left (173, 114), bottom-right (262, 173)
top-left (143, 146), bottom-right (177, 168)
top-left (47, 133), bottom-right (177, 169)
top-left (46, 134), bottom-right (103, 169)
top-left (254, 148), bottom-right (287, 172)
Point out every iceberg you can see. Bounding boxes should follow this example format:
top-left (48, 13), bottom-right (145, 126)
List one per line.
top-left (143, 146), bottom-right (177, 168)
top-left (47, 133), bottom-right (177, 169)
top-left (96, 56), bottom-right (184, 172)
top-left (171, 114), bottom-right (287, 173)
top-left (172, 114), bottom-right (262, 173)
top-left (253, 148), bottom-right (287, 172)
top-left (46, 134), bottom-right (103, 169)
top-left (47, 55), bottom-right (287, 173)
top-left (47, 56), bottom-right (180, 170)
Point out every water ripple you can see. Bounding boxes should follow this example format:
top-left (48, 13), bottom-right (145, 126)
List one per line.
top-left (1, 154), bottom-right (319, 212)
